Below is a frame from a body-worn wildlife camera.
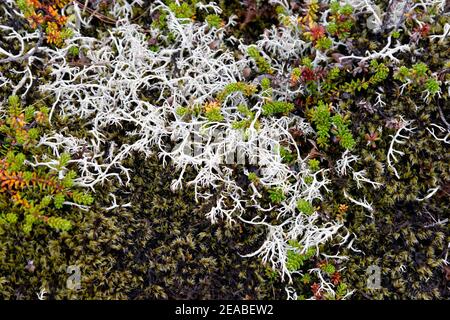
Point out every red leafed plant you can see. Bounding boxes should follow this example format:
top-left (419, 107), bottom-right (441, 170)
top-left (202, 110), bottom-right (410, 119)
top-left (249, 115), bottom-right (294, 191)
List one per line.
top-left (304, 22), bottom-right (326, 42)
top-left (414, 24), bottom-right (430, 38)
top-left (331, 272), bottom-right (341, 285)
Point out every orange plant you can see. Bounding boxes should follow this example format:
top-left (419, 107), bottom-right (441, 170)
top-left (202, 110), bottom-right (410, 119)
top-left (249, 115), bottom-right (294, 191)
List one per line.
top-left (17, 0), bottom-right (73, 46)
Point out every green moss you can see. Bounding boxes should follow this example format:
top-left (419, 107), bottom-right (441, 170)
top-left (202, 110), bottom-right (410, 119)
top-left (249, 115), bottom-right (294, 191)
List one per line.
top-left (308, 159), bottom-right (320, 172)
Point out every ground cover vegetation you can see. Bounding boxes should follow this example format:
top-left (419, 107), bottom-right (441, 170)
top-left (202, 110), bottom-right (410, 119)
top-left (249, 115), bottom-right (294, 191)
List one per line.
top-left (0, 0), bottom-right (448, 299)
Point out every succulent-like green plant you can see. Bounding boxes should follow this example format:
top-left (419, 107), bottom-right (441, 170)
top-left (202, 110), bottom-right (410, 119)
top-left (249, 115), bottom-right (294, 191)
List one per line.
top-left (286, 240), bottom-right (316, 272)
top-left (247, 45), bottom-right (273, 74)
top-left (311, 101), bottom-right (332, 147)
top-left (268, 187), bottom-right (285, 204)
top-left (310, 101), bottom-right (355, 150)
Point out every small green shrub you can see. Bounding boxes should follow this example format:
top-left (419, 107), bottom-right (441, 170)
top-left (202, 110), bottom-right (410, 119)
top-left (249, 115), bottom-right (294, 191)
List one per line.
top-left (296, 199), bottom-right (314, 215)
top-left (0, 96), bottom-right (94, 234)
top-left (311, 101), bottom-right (355, 150)
top-left (262, 101), bottom-right (294, 116)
